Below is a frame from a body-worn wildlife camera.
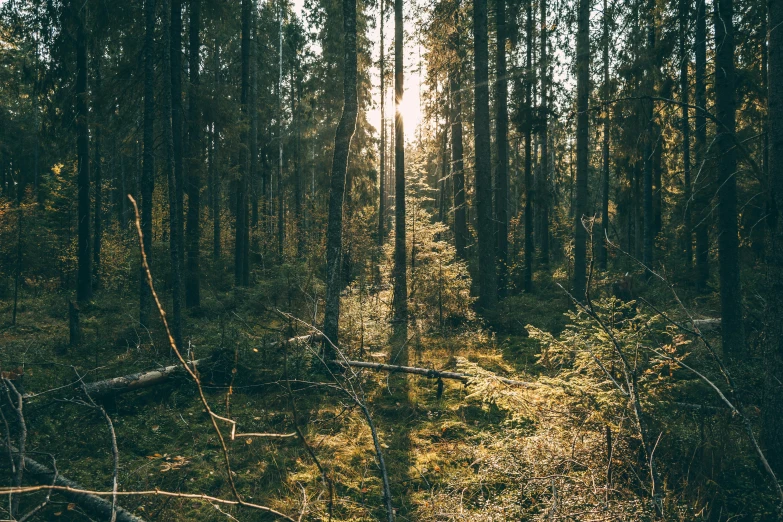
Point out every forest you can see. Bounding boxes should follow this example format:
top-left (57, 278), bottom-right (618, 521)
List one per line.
top-left (0, 0), bottom-right (782, 518)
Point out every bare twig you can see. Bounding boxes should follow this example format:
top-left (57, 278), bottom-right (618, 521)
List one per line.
top-left (3, 378), bottom-right (26, 518)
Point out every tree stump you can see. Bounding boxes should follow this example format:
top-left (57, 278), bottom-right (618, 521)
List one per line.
top-left (69, 300), bottom-right (82, 348)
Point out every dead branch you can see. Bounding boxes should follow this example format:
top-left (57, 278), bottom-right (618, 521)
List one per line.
top-left (333, 360), bottom-right (531, 387)
top-left (82, 360), bottom-right (204, 398)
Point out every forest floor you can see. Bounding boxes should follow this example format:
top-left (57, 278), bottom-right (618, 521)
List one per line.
top-left (0, 264), bottom-right (772, 521)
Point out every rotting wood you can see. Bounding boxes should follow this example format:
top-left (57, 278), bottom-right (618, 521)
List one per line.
top-left (82, 360), bottom-right (203, 397)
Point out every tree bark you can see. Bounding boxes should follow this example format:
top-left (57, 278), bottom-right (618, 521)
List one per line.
top-left (713, 0), bottom-right (745, 354)
top-left (642, 0), bottom-right (655, 268)
top-left (185, 0), bottom-right (201, 308)
top-left (378, 0), bottom-right (386, 248)
top-left (538, 0), bottom-right (549, 267)
top-left (597, 0), bottom-right (610, 270)
top-left (694, 0), bottom-right (709, 291)
top-left (162, 0), bottom-right (183, 349)
top-left (171, 0), bottom-right (185, 283)
top-left (523, 0), bottom-right (534, 293)
top-left (573, 0), bottom-right (589, 299)
top-left (450, 3), bottom-right (466, 260)
top-left (211, 41), bottom-right (221, 260)
top-left (392, 0), bottom-right (407, 321)
top-left (680, 0), bottom-right (692, 274)
top-left (323, 0), bottom-right (359, 356)
top-left (92, 59), bottom-right (103, 286)
top-left (140, 0), bottom-right (156, 327)
top-left (473, 0), bottom-right (497, 309)
top-left (495, 0), bottom-right (508, 298)
top-left (764, 0), bottom-right (783, 474)
top-left (235, 0), bottom-right (251, 286)
top-left (75, 4), bottom-right (92, 303)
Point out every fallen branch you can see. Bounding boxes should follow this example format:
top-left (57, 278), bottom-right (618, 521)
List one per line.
top-left (82, 360), bottom-right (203, 398)
top-left (332, 360), bottom-right (531, 387)
top-left (5, 447), bottom-right (145, 522)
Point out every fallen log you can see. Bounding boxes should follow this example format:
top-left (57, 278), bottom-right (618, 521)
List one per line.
top-left (333, 360), bottom-right (530, 387)
top-left (82, 360), bottom-right (203, 398)
top-left (82, 333), bottom-right (324, 398)
top-left (12, 448), bottom-right (145, 522)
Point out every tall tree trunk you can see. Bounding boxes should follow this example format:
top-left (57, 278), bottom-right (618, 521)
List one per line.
top-left (140, 0), bottom-right (156, 327)
top-left (523, 0), bottom-right (533, 293)
top-left (246, 6), bottom-right (257, 282)
top-left (378, 0), bottom-right (386, 247)
top-left (162, 0), bottom-right (183, 348)
top-left (212, 41), bottom-right (221, 260)
top-left (538, 0), bottom-right (549, 267)
top-left (597, 0), bottom-right (610, 270)
top-left (392, 0), bottom-right (407, 322)
top-left (277, 2), bottom-right (285, 261)
top-left (764, 0), bottom-right (783, 474)
top-left (235, 0), bottom-right (251, 286)
top-left (75, 4), bottom-right (92, 303)
top-left (473, 0), bottom-right (497, 309)
top-left (93, 59), bottom-right (103, 286)
top-left (694, 0), bottom-right (709, 291)
top-left (573, 0), bottom-right (589, 299)
top-left (495, 0), bottom-right (508, 298)
top-left (450, 3), bottom-right (466, 260)
top-left (680, 0), bottom-right (692, 274)
top-left (323, 0), bottom-right (359, 355)
top-left (713, 0), bottom-right (744, 354)
top-left (171, 0), bottom-right (185, 280)
top-left (642, 0), bottom-right (655, 267)
top-left (185, 0), bottom-right (201, 307)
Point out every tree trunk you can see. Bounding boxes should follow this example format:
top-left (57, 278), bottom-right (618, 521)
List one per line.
top-left (473, 0), bottom-right (497, 309)
top-left (92, 60), bottom-right (103, 286)
top-left (211, 41), bottom-right (221, 260)
top-left (495, 0), bottom-right (508, 298)
top-left (378, 0), bottom-right (386, 248)
top-left (764, 0), bottom-right (783, 475)
top-left (75, 4), bottom-right (92, 303)
top-left (598, 0), bottom-right (610, 271)
top-left (538, 0), bottom-right (550, 267)
top-left (277, 3), bottom-right (285, 261)
top-left (323, 0), bottom-right (359, 356)
top-left (713, 0), bottom-right (744, 354)
top-left (171, 0), bottom-right (185, 281)
top-left (235, 0), bottom-right (251, 286)
top-left (159, 0), bottom-right (182, 348)
top-left (680, 0), bottom-right (692, 274)
top-left (694, 0), bottom-right (709, 291)
top-left (140, 0), bottom-right (156, 327)
top-left (523, 0), bottom-right (533, 293)
top-left (573, 0), bottom-right (589, 299)
top-left (450, 3), bottom-right (466, 260)
top-left (392, 0), bottom-right (407, 322)
top-left (642, 0), bottom-right (655, 268)
top-left (185, 0), bottom-right (201, 308)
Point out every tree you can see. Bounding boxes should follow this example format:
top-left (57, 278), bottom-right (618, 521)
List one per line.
top-left (323, 0), bottom-right (359, 354)
top-left (765, 0), bottom-right (783, 474)
top-left (392, 0), bottom-right (407, 322)
top-left (185, 0), bottom-right (201, 308)
top-left (597, 0), bottom-right (610, 271)
top-left (235, 0), bottom-right (251, 287)
top-left (642, 0), bottom-right (655, 267)
top-left (713, 0), bottom-right (744, 354)
top-left (162, 0), bottom-right (183, 348)
top-left (92, 59), bottom-right (103, 286)
top-left (495, 0), bottom-right (508, 298)
top-left (523, 0), bottom-right (533, 293)
top-left (378, 0), bottom-right (386, 247)
top-left (573, 0), bottom-right (589, 299)
top-left (472, 0), bottom-right (497, 309)
top-left (140, 0), bottom-right (155, 326)
top-left (538, 0), bottom-right (549, 267)
top-left (449, 1), bottom-right (466, 260)
top-left (74, 3), bottom-right (92, 304)
top-left (693, 0), bottom-right (709, 291)
top-left (680, 0), bottom-right (692, 274)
